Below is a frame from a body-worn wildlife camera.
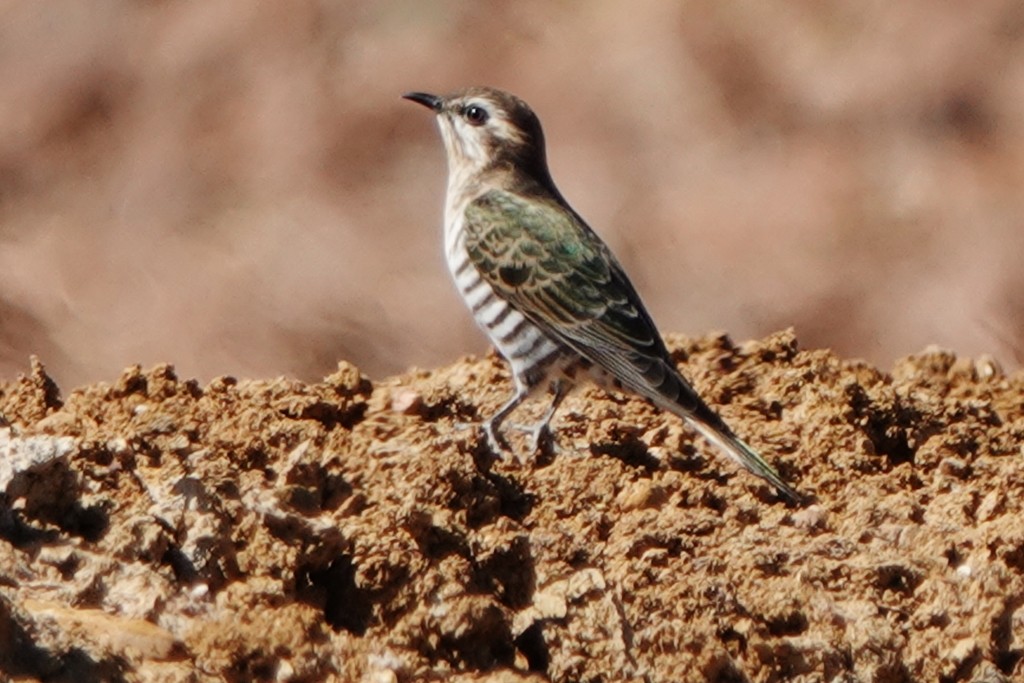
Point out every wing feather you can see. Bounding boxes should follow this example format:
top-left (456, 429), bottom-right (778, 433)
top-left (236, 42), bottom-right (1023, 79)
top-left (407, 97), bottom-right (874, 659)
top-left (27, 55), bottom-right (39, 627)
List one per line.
top-left (463, 189), bottom-right (674, 397)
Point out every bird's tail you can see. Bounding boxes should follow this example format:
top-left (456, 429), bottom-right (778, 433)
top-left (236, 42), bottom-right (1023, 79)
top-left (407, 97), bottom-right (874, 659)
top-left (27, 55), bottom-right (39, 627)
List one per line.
top-left (685, 414), bottom-right (803, 503)
top-left (605, 355), bottom-right (802, 501)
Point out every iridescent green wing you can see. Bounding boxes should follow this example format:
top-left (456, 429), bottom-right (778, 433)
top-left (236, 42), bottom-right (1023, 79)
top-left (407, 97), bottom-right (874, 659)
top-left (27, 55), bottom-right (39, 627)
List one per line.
top-left (463, 189), bottom-right (678, 394)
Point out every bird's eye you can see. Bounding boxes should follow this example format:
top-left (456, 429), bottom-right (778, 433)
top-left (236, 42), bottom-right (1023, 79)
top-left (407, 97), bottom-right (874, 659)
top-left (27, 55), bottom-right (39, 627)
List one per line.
top-left (463, 104), bottom-right (489, 126)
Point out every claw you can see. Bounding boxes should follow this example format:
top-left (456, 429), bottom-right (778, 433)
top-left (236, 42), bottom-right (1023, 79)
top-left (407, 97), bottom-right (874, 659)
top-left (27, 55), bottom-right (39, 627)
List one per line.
top-left (506, 420), bottom-right (553, 453)
top-left (481, 418), bottom-right (512, 456)
top-left (526, 422), bottom-right (553, 453)
top-left (455, 419), bottom-right (510, 457)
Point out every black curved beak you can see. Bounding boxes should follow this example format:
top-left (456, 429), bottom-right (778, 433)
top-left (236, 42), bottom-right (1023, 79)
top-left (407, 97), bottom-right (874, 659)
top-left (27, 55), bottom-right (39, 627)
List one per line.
top-left (403, 91), bottom-right (443, 112)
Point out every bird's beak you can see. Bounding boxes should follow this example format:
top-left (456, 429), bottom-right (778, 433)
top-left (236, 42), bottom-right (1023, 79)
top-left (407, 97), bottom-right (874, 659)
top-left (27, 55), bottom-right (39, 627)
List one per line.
top-left (403, 91), bottom-right (443, 112)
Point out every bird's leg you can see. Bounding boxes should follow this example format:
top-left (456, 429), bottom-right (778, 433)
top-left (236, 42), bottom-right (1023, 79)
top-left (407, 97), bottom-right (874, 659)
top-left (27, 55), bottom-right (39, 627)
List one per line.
top-left (509, 379), bottom-right (569, 452)
top-left (479, 385), bottom-right (530, 456)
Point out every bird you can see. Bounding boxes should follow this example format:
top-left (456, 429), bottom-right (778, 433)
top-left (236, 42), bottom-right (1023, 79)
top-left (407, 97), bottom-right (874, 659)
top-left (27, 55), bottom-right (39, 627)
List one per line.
top-left (403, 86), bottom-right (801, 502)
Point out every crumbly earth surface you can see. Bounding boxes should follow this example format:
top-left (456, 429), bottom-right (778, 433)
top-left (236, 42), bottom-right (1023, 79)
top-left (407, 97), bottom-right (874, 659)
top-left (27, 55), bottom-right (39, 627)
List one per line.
top-left (0, 330), bottom-right (1022, 683)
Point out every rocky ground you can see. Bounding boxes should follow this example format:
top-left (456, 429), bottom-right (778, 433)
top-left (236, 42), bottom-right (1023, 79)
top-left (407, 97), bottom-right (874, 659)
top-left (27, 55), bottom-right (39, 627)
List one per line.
top-left (0, 330), bottom-right (1022, 683)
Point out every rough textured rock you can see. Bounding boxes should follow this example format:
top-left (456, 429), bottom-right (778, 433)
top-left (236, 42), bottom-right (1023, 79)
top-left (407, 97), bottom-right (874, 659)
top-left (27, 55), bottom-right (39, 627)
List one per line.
top-left (0, 330), bottom-right (1022, 682)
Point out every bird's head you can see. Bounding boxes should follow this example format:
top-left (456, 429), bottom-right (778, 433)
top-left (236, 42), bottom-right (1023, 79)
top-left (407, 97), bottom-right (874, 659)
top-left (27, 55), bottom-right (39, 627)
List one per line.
top-left (404, 87), bottom-right (553, 189)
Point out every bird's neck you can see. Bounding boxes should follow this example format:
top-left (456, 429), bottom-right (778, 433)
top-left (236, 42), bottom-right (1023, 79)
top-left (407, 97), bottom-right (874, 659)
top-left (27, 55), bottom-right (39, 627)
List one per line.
top-left (481, 162), bottom-right (563, 202)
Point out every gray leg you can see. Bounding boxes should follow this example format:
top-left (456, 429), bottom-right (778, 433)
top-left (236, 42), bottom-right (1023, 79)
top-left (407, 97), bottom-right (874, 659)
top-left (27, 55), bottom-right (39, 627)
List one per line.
top-left (481, 385), bottom-right (530, 455)
top-left (525, 379), bottom-right (570, 452)
top-left (507, 379), bottom-right (571, 450)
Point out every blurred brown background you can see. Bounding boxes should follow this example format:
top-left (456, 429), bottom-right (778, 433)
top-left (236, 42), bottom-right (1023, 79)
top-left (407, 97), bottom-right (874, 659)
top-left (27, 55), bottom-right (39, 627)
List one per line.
top-left (1, 1), bottom-right (1022, 388)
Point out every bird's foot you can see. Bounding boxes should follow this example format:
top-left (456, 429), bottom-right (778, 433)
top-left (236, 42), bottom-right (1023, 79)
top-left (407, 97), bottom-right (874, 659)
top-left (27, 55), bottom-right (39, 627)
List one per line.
top-left (456, 419), bottom-right (513, 458)
top-left (484, 420), bottom-right (513, 456)
top-left (507, 421), bottom-right (556, 454)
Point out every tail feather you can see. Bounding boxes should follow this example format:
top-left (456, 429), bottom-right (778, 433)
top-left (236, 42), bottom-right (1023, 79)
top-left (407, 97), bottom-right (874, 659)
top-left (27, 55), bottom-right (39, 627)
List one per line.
top-left (687, 417), bottom-right (803, 503)
top-left (613, 356), bottom-right (802, 502)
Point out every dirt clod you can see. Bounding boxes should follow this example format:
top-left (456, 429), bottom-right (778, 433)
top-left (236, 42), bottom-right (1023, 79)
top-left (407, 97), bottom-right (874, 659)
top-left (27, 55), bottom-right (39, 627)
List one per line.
top-left (1, 331), bottom-right (1023, 682)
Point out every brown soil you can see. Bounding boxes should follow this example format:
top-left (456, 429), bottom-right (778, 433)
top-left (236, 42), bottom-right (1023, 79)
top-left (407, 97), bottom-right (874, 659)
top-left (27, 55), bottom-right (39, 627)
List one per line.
top-left (0, 330), bottom-right (1022, 683)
